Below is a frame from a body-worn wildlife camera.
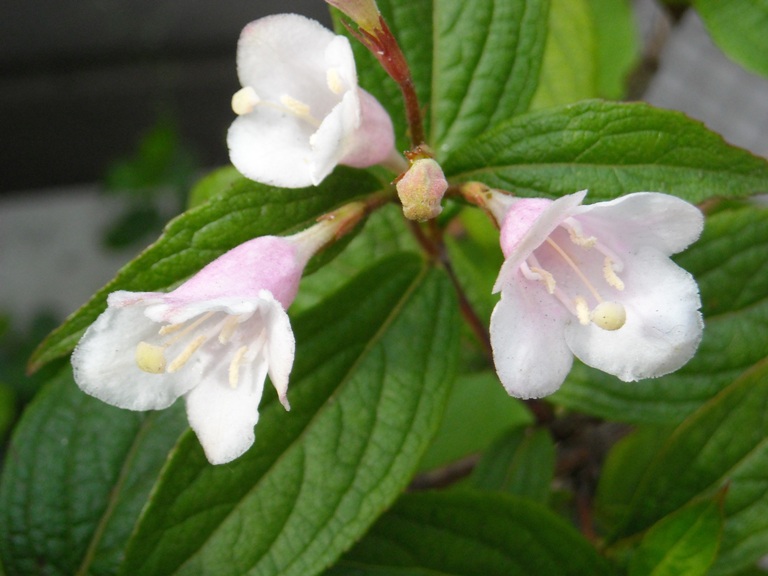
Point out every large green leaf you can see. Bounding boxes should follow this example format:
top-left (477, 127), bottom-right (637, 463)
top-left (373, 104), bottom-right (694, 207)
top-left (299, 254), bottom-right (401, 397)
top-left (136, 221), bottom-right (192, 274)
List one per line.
top-left (628, 497), bottom-right (723, 576)
top-left (555, 203), bottom-right (768, 424)
top-left (694, 0), bottom-right (768, 79)
top-left (119, 254), bottom-right (460, 576)
top-left (335, 0), bottom-right (549, 155)
top-left (29, 168), bottom-right (380, 371)
top-left (443, 100), bottom-right (768, 202)
top-left (327, 491), bottom-right (613, 576)
top-left (430, 0), bottom-right (549, 156)
top-left (0, 366), bottom-right (186, 576)
top-left (607, 359), bottom-right (768, 575)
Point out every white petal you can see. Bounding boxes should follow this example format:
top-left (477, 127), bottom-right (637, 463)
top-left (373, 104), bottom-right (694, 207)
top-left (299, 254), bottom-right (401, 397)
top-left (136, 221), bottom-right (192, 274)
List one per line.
top-left (564, 247), bottom-right (703, 381)
top-left (491, 273), bottom-right (574, 398)
top-left (309, 89), bottom-right (360, 184)
top-left (184, 356), bottom-right (269, 465)
top-left (493, 191), bottom-right (586, 293)
top-left (236, 14), bottom-right (337, 104)
top-left (71, 304), bottom-right (196, 411)
top-left (338, 88), bottom-right (397, 168)
top-left (260, 296), bottom-right (295, 410)
top-left (573, 192), bottom-right (704, 256)
top-left (227, 114), bottom-right (315, 188)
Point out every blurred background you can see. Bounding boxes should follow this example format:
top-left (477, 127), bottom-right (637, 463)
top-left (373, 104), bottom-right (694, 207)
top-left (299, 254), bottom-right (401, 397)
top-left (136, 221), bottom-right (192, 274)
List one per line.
top-left (1, 0), bottom-right (768, 432)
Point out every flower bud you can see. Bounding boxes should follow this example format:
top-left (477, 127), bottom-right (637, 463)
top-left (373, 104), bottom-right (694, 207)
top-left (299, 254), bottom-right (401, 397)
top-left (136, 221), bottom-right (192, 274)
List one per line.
top-left (326, 0), bottom-right (382, 34)
top-left (396, 158), bottom-right (448, 222)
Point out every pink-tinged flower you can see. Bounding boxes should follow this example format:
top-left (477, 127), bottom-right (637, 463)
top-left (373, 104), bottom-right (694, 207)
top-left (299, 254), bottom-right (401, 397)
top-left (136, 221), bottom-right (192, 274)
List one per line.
top-left (227, 14), bottom-right (402, 188)
top-left (71, 208), bottom-right (361, 464)
top-left (487, 190), bottom-right (704, 399)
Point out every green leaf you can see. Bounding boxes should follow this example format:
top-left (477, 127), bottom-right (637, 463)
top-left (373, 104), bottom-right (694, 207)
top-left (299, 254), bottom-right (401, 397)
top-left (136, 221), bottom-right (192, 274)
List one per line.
top-left (694, 0), bottom-right (768, 78)
top-left (470, 426), bottom-right (556, 503)
top-left (186, 165), bottom-right (242, 208)
top-left (531, 0), bottom-right (597, 109)
top-left (628, 497), bottom-right (723, 576)
top-left (418, 371), bottom-right (532, 472)
top-left (555, 203), bottom-right (768, 424)
top-left (430, 0), bottom-right (549, 156)
top-left (120, 254), bottom-right (460, 576)
top-left (0, 366), bottom-right (187, 576)
top-left (328, 491), bottom-right (614, 576)
top-left (443, 100), bottom-right (768, 202)
top-left (610, 358), bottom-right (768, 575)
top-left (587, 0), bottom-right (638, 99)
top-left (336, 0), bottom-right (549, 155)
top-left (29, 167), bottom-right (381, 372)
top-left (596, 426), bottom-right (676, 530)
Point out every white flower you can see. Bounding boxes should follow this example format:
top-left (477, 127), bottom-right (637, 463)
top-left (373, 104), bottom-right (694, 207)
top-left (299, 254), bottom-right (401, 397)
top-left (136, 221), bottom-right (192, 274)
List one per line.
top-left (488, 190), bottom-right (704, 399)
top-left (70, 203), bottom-right (365, 465)
top-left (227, 14), bottom-right (400, 188)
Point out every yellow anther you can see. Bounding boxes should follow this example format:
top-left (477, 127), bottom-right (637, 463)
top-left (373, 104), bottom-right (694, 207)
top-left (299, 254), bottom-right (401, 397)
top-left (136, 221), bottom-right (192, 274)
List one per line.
top-left (326, 67), bottom-right (345, 94)
top-left (168, 335), bottom-right (206, 373)
top-left (530, 266), bottom-right (556, 294)
top-left (218, 315), bottom-right (240, 344)
top-left (591, 301), bottom-right (626, 331)
top-left (232, 86), bottom-right (260, 115)
top-left (229, 346), bottom-right (249, 388)
top-left (574, 296), bottom-right (591, 326)
top-left (280, 95), bottom-right (312, 118)
top-left (135, 342), bottom-right (167, 374)
top-left (603, 257), bottom-right (625, 291)
top-left (567, 227), bottom-right (596, 248)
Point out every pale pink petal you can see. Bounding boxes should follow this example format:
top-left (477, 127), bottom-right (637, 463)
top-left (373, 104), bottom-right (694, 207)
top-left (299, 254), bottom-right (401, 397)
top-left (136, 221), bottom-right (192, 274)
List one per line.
top-left (573, 192), bottom-right (704, 256)
top-left (564, 247), bottom-right (703, 381)
top-left (491, 272), bottom-right (574, 398)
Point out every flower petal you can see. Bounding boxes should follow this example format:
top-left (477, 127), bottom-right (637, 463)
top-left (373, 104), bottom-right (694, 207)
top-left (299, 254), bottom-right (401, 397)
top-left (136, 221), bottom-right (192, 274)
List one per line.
top-left (564, 247), bottom-right (703, 381)
top-left (260, 293), bottom-right (295, 410)
top-left (491, 272), bottom-right (574, 398)
top-left (493, 191), bottom-right (586, 293)
top-left (71, 302), bottom-right (196, 411)
top-left (338, 88), bottom-right (397, 168)
top-left (184, 355), bottom-right (269, 465)
top-left (573, 192), bottom-right (704, 256)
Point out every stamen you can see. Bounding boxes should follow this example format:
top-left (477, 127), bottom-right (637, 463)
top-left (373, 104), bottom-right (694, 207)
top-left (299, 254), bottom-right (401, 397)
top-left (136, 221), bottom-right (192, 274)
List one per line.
top-left (135, 342), bottom-right (166, 374)
top-left (279, 95), bottom-right (321, 127)
top-left (326, 67), bottom-right (345, 94)
top-left (232, 86), bottom-right (260, 115)
top-left (603, 257), bottom-right (625, 290)
top-left (574, 296), bottom-right (591, 325)
top-left (218, 315), bottom-right (240, 344)
top-left (591, 301), bottom-right (626, 331)
top-left (530, 266), bottom-right (556, 294)
top-left (563, 219), bottom-right (597, 248)
top-left (167, 335), bottom-right (207, 373)
top-left (162, 312), bottom-right (215, 345)
top-left (545, 238), bottom-right (603, 303)
top-left (229, 346), bottom-right (249, 388)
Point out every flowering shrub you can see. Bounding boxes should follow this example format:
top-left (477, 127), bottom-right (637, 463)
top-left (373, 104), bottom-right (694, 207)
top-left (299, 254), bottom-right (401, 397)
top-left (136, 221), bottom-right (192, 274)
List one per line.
top-left (4, 1), bottom-right (768, 575)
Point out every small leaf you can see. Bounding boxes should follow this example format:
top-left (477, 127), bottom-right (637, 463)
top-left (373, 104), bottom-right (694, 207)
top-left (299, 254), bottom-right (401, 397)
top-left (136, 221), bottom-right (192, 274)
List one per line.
top-left (329, 491), bottom-right (613, 576)
top-left (186, 165), bottom-right (242, 208)
top-left (120, 254), bottom-right (460, 576)
top-left (694, 0), bottom-right (768, 79)
top-left (628, 497), bottom-right (723, 576)
top-left (443, 100), bottom-right (768, 203)
top-left (30, 167), bottom-right (380, 371)
top-left (470, 426), bottom-right (555, 503)
top-left (0, 366), bottom-right (186, 576)
top-left (531, 0), bottom-right (597, 109)
top-left (587, 0), bottom-right (638, 99)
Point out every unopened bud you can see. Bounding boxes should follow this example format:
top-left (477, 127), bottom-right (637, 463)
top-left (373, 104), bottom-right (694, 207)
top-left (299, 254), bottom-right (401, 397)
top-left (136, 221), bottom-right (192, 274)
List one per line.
top-left (396, 158), bottom-right (448, 222)
top-left (326, 0), bottom-right (382, 34)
